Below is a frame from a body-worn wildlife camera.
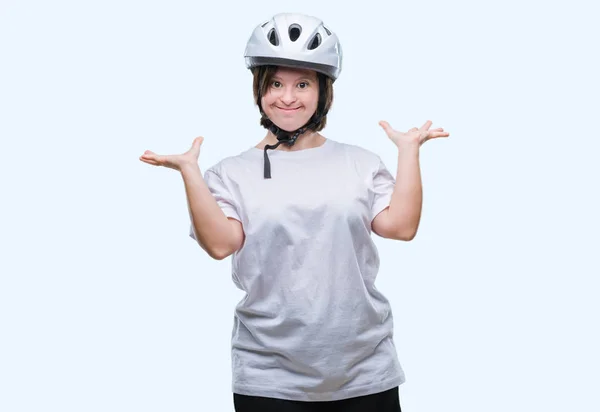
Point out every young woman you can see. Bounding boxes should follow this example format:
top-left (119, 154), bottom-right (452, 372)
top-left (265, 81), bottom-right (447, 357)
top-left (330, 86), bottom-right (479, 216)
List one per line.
top-left (140, 12), bottom-right (449, 412)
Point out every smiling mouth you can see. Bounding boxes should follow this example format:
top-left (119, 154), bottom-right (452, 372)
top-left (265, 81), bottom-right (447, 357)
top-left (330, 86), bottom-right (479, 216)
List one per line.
top-left (276, 106), bottom-right (301, 111)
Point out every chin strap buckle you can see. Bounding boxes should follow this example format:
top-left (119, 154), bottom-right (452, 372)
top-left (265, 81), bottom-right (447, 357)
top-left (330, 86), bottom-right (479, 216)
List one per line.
top-left (262, 117), bottom-right (322, 179)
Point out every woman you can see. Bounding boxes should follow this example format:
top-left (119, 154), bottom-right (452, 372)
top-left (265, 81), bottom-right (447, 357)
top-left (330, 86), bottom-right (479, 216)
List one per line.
top-left (139, 12), bottom-right (449, 412)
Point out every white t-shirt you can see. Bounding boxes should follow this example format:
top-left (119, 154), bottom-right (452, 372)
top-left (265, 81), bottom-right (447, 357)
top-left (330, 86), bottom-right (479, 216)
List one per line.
top-left (189, 138), bottom-right (406, 402)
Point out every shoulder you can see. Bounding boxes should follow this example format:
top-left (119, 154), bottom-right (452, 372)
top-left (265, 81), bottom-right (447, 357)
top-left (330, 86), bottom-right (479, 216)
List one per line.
top-left (204, 148), bottom-right (255, 177)
top-left (328, 139), bottom-right (382, 171)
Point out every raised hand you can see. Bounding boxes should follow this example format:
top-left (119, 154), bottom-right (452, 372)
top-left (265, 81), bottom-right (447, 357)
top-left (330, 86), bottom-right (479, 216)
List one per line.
top-left (139, 137), bottom-right (204, 171)
top-left (379, 120), bottom-right (449, 149)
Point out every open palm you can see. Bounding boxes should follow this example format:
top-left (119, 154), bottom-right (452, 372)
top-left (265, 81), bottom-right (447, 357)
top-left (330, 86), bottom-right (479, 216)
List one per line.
top-left (139, 137), bottom-right (203, 171)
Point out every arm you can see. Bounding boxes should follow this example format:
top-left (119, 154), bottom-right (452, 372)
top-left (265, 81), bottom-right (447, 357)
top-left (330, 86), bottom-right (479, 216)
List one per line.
top-left (374, 119), bottom-right (449, 240)
top-left (371, 146), bottom-right (422, 241)
top-left (387, 146), bottom-right (422, 240)
top-left (181, 163), bottom-right (244, 260)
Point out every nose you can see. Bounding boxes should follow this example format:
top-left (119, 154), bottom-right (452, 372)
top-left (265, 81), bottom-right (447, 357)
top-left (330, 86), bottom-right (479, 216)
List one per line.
top-left (279, 86), bottom-right (297, 106)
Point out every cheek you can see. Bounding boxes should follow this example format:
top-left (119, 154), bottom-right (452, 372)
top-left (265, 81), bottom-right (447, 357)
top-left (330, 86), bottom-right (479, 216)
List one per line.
top-left (307, 91), bottom-right (319, 111)
top-left (261, 91), bottom-right (278, 107)
top-left (260, 95), bottom-right (272, 114)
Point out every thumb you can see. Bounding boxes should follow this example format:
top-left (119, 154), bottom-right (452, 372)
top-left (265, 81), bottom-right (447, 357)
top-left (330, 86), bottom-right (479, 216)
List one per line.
top-left (190, 136), bottom-right (204, 151)
top-left (379, 120), bottom-right (393, 135)
top-left (186, 136), bottom-right (204, 157)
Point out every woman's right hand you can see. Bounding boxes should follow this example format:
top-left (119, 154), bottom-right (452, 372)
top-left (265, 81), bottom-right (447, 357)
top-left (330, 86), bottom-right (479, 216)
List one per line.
top-left (139, 136), bottom-right (204, 171)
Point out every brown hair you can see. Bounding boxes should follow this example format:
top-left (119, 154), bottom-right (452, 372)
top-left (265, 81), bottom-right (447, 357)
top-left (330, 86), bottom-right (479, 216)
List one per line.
top-left (251, 65), bottom-right (334, 132)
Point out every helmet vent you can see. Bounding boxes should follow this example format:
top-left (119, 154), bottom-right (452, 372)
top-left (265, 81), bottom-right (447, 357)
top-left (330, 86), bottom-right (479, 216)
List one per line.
top-left (268, 29), bottom-right (279, 46)
top-left (308, 33), bottom-right (321, 50)
top-left (324, 26), bottom-right (331, 36)
top-left (289, 24), bottom-right (302, 42)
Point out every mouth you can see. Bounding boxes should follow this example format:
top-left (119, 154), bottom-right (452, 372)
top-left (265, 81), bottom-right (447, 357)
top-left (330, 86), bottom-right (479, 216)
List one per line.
top-left (276, 106), bottom-right (302, 112)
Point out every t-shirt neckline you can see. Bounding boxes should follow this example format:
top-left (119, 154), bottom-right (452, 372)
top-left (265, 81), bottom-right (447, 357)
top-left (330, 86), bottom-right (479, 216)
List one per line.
top-left (249, 138), bottom-right (332, 158)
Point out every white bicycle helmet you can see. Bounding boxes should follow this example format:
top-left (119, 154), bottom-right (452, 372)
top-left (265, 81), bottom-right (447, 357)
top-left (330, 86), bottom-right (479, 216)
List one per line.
top-left (244, 13), bottom-right (342, 81)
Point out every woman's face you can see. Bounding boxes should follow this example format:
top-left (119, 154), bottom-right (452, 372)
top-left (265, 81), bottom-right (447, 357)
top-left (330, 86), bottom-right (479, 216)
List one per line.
top-left (261, 67), bottom-right (319, 132)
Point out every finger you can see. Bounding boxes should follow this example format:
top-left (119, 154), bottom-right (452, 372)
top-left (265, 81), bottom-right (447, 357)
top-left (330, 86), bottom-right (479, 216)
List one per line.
top-left (143, 153), bottom-right (166, 164)
top-left (140, 152), bottom-right (157, 161)
top-left (195, 136), bottom-right (205, 150)
top-left (420, 120), bottom-right (432, 130)
top-left (379, 120), bottom-right (393, 135)
top-left (140, 157), bottom-right (160, 166)
top-left (191, 137), bottom-right (203, 149)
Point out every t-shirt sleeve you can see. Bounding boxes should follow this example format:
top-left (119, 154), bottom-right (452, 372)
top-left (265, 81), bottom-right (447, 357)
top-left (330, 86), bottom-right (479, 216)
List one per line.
top-left (370, 157), bottom-right (396, 222)
top-left (189, 168), bottom-right (242, 240)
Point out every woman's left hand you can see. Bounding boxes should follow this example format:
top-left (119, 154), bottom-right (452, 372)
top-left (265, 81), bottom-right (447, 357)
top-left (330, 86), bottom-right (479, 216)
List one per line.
top-left (379, 120), bottom-right (450, 149)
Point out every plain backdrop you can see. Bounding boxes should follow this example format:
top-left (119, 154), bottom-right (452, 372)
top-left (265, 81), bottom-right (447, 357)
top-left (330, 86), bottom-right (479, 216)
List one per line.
top-left (1, 0), bottom-right (599, 411)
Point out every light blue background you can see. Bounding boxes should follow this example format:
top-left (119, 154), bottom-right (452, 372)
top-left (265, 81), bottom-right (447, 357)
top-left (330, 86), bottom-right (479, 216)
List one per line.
top-left (1, 0), bottom-right (598, 411)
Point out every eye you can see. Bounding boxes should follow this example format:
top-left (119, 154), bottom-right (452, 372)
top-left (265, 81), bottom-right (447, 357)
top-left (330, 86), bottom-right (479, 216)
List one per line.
top-left (271, 81), bottom-right (282, 88)
top-left (297, 82), bottom-right (309, 89)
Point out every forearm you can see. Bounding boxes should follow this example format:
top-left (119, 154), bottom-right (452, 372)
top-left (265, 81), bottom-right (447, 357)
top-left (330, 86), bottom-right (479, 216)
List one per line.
top-left (388, 145), bottom-right (423, 239)
top-left (180, 163), bottom-right (234, 259)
